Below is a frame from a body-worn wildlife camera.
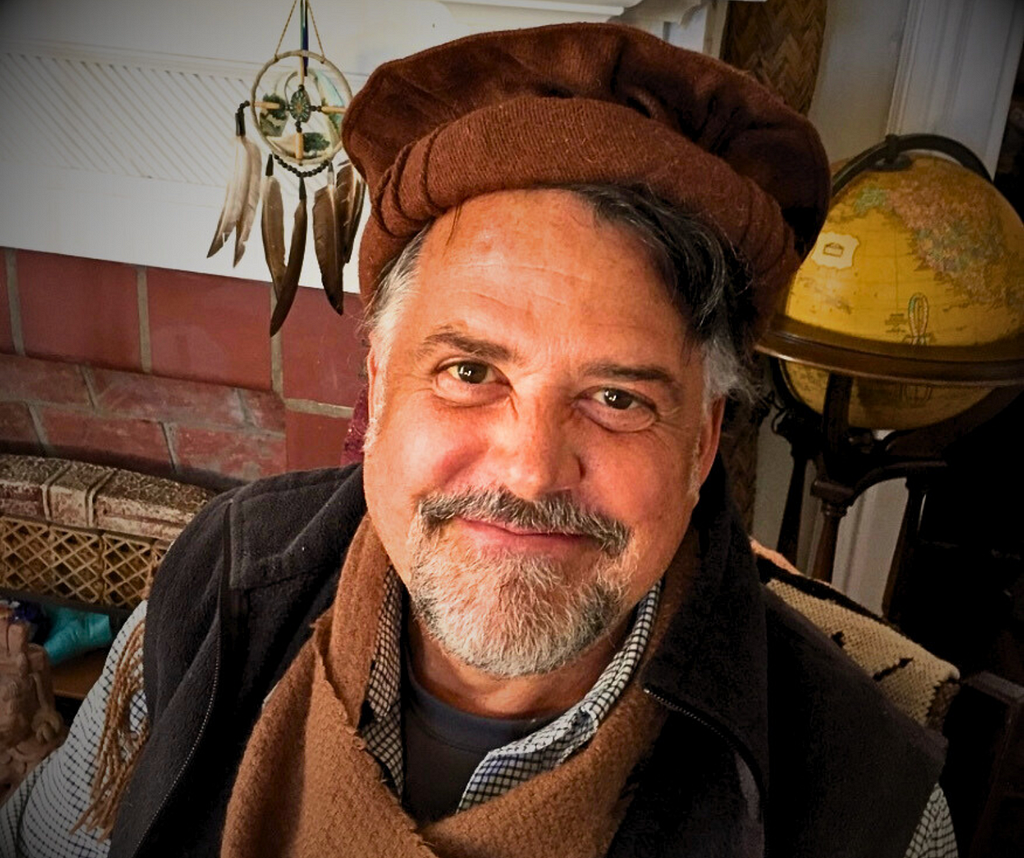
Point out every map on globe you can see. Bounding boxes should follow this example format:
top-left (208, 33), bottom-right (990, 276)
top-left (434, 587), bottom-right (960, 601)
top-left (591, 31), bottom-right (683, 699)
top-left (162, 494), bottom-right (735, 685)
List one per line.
top-left (779, 154), bottom-right (1024, 430)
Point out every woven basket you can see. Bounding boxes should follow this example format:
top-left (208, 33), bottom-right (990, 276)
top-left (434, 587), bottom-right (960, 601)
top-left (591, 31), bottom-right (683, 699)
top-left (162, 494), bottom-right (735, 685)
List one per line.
top-left (722, 0), bottom-right (828, 115)
top-left (0, 456), bottom-right (215, 612)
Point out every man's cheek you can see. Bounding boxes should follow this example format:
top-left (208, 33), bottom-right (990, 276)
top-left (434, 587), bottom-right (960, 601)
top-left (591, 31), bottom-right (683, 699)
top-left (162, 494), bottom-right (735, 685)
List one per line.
top-left (398, 404), bottom-right (495, 489)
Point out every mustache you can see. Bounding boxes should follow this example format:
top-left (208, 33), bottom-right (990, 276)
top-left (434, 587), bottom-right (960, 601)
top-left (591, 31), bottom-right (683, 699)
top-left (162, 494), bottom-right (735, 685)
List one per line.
top-left (417, 487), bottom-right (631, 557)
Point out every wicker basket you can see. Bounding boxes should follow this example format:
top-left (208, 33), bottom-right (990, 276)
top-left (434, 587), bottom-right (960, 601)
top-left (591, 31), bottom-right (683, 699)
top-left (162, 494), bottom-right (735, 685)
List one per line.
top-left (0, 456), bottom-right (215, 613)
top-left (722, 0), bottom-right (828, 115)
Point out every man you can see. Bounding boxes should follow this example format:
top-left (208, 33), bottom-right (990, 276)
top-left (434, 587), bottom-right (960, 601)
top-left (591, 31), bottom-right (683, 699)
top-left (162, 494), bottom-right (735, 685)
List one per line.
top-left (2, 23), bottom-right (955, 858)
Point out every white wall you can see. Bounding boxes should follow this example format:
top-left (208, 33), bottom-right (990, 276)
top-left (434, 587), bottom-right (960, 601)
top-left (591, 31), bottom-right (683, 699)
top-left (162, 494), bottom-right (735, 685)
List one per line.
top-left (808, 0), bottom-right (910, 162)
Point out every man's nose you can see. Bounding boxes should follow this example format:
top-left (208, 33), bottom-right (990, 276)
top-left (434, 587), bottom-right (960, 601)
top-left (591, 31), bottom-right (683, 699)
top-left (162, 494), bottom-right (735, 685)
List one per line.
top-left (488, 399), bottom-right (582, 500)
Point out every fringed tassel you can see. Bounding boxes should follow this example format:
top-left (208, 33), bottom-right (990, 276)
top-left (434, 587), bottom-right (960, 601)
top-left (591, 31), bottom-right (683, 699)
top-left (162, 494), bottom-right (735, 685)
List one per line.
top-left (74, 619), bottom-right (150, 841)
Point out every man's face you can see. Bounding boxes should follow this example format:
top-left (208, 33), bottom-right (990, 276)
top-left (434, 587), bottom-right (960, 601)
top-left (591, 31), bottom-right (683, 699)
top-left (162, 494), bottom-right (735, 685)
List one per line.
top-left (363, 189), bottom-right (723, 677)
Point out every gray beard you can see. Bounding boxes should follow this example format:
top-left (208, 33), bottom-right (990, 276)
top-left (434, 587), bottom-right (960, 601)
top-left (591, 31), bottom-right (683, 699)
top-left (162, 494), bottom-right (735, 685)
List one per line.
top-left (406, 488), bottom-right (635, 677)
top-left (408, 535), bottom-right (630, 677)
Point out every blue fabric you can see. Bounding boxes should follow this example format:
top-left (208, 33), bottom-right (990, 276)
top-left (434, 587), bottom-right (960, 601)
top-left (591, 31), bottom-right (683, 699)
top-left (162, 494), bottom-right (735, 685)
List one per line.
top-left (43, 607), bottom-right (112, 666)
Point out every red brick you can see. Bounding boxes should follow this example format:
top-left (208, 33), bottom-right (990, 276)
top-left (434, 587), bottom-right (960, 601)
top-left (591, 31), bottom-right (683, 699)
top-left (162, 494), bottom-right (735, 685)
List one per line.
top-left (0, 402), bottom-right (42, 453)
top-left (285, 410), bottom-right (350, 471)
top-left (0, 354), bottom-right (90, 405)
top-left (0, 253), bottom-right (12, 354)
top-left (91, 368), bottom-right (245, 428)
top-left (171, 426), bottom-right (285, 482)
top-left (240, 388), bottom-right (286, 433)
top-left (148, 268), bottom-right (272, 390)
top-left (281, 290), bottom-right (366, 406)
top-left (39, 407), bottom-right (171, 471)
top-left (18, 251), bottom-right (140, 369)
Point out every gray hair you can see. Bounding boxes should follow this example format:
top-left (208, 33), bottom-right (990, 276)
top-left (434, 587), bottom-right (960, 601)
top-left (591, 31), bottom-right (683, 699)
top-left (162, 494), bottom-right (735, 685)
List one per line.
top-left (364, 184), bottom-right (755, 403)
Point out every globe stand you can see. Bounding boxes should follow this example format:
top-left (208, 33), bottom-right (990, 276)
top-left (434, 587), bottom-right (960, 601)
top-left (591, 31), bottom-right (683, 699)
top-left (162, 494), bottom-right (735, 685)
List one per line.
top-left (760, 319), bottom-right (1024, 614)
top-left (758, 132), bottom-right (1024, 614)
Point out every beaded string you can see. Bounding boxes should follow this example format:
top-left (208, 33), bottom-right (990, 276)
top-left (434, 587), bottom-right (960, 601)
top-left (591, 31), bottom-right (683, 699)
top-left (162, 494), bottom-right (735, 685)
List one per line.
top-left (238, 100), bottom-right (333, 179)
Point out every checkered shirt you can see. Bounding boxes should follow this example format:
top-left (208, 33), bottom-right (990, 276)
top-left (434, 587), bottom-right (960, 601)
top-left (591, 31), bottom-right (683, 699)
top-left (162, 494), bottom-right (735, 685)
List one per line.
top-left (0, 585), bottom-right (958, 858)
top-left (360, 569), bottom-right (662, 807)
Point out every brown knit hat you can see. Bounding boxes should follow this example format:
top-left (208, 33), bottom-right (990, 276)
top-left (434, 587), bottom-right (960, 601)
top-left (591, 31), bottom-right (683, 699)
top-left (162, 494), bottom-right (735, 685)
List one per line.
top-left (343, 23), bottom-right (829, 341)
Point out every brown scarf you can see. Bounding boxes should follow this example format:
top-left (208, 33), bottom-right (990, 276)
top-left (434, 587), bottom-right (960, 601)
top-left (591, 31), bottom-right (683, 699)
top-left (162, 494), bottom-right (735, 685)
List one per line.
top-left (221, 517), bottom-right (695, 858)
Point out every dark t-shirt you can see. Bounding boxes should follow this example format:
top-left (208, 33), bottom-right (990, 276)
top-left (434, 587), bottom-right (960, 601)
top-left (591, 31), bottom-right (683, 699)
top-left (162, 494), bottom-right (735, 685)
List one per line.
top-left (401, 654), bottom-right (562, 824)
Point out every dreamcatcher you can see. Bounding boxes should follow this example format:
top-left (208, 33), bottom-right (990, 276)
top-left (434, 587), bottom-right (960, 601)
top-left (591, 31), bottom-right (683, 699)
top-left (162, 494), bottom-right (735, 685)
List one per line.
top-left (206, 0), bottom-right (364, 334)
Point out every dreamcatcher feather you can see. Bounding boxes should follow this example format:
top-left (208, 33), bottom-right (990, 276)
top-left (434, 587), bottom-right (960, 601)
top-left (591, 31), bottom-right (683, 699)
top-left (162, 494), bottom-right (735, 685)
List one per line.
top-left (205, 0), bottom-right (363, 335)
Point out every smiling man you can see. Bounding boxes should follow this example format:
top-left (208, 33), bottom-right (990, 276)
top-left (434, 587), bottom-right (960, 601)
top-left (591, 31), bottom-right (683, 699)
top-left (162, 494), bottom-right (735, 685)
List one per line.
top-left (363, 189), bottom-right (721, 702)
top-left (2, 23), bottom-right (955, 858)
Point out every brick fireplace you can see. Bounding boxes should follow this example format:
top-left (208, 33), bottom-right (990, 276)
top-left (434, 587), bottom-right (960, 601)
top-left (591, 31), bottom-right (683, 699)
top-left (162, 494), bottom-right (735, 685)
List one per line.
top-left (0, 249), bottom-right (366, 488)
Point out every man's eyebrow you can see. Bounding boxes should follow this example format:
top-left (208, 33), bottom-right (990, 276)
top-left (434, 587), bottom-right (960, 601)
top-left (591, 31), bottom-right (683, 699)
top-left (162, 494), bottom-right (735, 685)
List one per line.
top-left (417, 327), bottom-right (520, 364)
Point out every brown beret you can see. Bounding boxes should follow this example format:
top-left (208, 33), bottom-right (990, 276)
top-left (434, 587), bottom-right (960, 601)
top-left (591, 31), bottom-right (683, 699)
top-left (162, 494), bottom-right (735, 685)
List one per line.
top-left (343, 23), bottom-right (829, 334)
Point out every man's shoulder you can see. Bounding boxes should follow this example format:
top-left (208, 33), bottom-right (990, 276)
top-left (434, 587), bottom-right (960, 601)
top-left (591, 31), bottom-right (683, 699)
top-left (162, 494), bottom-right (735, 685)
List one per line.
top-left (755, 556), bottom-right (947, 857)
top-left (143, 465), bottom-right (365, 693)
top-left (221, 464), bottom-right (364, 524)
top-left (153, 464), bottom-right (364, 585)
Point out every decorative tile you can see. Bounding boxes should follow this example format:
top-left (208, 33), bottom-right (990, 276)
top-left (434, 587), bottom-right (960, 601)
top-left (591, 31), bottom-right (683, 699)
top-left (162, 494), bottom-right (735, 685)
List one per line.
top-left (0, 518), bottom-right (53, 593)
top-left (0, 454), bottom-right (68, 519)
top-left (44, 460), bottom-right (114, 528)
top-left (94, 468), bottom-right (214, 541)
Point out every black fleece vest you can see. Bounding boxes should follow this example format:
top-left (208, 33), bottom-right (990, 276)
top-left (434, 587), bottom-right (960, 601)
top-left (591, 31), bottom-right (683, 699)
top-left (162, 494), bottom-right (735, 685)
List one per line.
top-left (108, 460), bottom-right (945, 858)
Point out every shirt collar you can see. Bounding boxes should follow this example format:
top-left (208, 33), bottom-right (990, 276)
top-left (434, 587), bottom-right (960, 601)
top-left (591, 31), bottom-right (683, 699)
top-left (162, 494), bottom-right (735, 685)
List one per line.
top-left (362, 566), bottom-right (661, 800)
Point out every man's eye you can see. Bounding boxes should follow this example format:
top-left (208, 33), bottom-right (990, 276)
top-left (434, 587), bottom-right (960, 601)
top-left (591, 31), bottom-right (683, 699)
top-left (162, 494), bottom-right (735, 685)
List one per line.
top-left (579, 387), bottom-right (656, 431)
top-left (445, 362), bottom-right (493, 384)
top-left (597, 388), bottom-right (638, 410)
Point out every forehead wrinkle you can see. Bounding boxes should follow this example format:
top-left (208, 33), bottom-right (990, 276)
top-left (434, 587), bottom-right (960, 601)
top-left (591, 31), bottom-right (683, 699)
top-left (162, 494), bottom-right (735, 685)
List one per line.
top-left (442, 257), bottom-right (608, 283)
top-left (429, 263), bottom-right (598, 314)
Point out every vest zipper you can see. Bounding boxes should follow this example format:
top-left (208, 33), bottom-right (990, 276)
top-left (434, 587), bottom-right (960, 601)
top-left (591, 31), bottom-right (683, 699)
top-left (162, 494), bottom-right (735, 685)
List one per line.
top-left (128, 507), bottom-right (234, 858)
top-left (130, 638), bottom-right (222, 857)
top-left (643, 683), bottom-right (768, 858)
top-left (643, 683), bottom-right (733, 745)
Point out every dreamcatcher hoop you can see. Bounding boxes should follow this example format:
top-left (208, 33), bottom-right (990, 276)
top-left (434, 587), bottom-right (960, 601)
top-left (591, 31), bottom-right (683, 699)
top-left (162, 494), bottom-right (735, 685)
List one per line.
top-left (249, 49), bottom-right (352, 171)
top-left (207, 0), bottom-right (364, 333)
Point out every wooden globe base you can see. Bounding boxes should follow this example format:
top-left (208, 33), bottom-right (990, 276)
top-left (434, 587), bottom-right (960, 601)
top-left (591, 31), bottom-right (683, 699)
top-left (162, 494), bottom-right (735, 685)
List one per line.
top-left (767, 351), bottom-right (1022, 604)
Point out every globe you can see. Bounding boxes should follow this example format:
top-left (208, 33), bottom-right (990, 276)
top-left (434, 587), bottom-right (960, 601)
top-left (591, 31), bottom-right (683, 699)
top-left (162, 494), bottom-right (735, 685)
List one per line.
top-left (779, 153), bottom-right (1024, 430)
